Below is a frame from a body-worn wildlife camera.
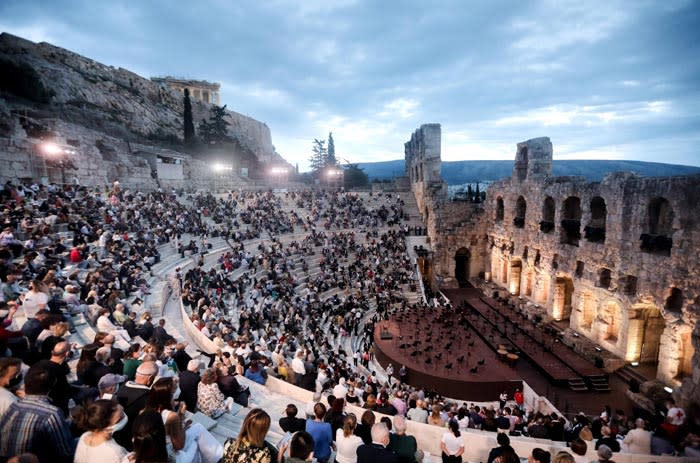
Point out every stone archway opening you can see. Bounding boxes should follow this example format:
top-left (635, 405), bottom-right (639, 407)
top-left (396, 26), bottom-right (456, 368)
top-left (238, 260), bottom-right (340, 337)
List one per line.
top-left (553, 276), bottom-right (574, 320)
top-left (454, 247), bottom-right (471, 288)
top-left (626, 305), bottom-right (664, 372)
top-left (599, 301), bottom-right (622, 344)
top-left (509, 259), bottom-right (522, 295)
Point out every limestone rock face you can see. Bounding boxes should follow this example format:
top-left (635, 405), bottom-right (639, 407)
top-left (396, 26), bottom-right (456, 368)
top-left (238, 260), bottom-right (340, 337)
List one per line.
top-left (0, 32), bottom-right (276, 180)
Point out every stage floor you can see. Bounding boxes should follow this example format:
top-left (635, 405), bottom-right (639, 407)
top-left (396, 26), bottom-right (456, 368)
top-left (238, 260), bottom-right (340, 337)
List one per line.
top-left (374, 303), bottom-right (522, 401)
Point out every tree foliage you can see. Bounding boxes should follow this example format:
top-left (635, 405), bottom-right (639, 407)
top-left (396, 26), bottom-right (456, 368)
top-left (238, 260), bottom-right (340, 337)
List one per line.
top-left (343, 163), bottom-right (369, 188)
top-left (327, 132), bottom-right (336, 166)
top-left (309, 138), bottom-right (327, 171)
top-left (183, 88), bottom-right (194, 144)
top-left (198, 104), bottom-right (230, 144)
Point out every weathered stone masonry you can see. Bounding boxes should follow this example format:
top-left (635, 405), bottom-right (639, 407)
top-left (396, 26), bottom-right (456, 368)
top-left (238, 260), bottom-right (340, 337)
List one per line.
top-left (406, 124), bottom-right (699, 406)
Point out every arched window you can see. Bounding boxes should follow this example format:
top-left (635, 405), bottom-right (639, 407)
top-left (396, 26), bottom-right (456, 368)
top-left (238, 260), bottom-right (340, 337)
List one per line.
top-left (540, 196), bottom-right (555, 233)
top-left (495, 197), bottom-right (504, 222)
top-left (585, 196), bottom-right (607, 243)
top-left (598, 268), bottom-right (612, 289)
top-left (665, 288), bottom-right (683, 313)
top-left (641, 197), bottom-right (674, 255)
top-left (561, 196), bottom-right (581, 246)
top-left (514, 196), bottom-right (526, 228)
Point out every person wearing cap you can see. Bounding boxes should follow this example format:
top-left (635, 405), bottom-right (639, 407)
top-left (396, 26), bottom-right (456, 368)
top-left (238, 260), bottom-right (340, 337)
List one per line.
top-left (99, 374), bottom-right (127, 401)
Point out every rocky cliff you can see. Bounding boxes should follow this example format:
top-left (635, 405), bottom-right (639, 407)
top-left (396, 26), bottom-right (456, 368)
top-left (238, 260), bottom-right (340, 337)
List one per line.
top-left (0, 32), bottom-right (285, 189)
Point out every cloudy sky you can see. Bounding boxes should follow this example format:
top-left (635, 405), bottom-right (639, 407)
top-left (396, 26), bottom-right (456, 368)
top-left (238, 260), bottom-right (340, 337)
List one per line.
top-left (2, 0), bottom-right (699, 170)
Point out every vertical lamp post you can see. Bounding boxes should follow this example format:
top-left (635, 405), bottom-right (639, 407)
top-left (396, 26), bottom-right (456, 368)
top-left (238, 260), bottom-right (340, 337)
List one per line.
top-left (38, 141), bottom-right (74, 185)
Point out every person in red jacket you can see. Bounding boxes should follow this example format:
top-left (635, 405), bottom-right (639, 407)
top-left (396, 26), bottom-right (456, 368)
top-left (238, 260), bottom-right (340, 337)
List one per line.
top-left (514, 388), bottom-right (524, 411)
top-left (69, 246), bottom-right (82, 263)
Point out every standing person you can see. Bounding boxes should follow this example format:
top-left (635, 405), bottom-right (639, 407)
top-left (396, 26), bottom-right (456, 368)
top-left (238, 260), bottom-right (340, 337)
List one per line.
top-left (388, 415), bottom-right (418, 463)
top-left (335, 414), bottom-right (363, 463)
top-left (73, 400), bottom-right (128, 463)
top-left (440, 419), bottom-right (464, 463)
top-left (220, 408), bottom-right (280, 463)
top-left (399, 365), bottom-right (408, 385)
top-left (306, 402), bottom-right (334, 463)
top-left (499, 391), bottom-right (508, 410)
top-left (356, 422), bottom-right (398, 463)
top-left (385, 363), bottom-right (394, 385)
top-left (513, 388), bottom-right (524, 411)
top-left (0, 364), bottom-right (76, 463)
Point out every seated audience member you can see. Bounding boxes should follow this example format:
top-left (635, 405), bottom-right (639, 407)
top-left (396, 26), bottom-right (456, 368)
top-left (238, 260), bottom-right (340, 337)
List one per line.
top-left (356, 422), bottom-right (398, 463)
top-left (595, 426), bottom-right (620, 452)
top-left (220, 408), bottom-right (278, 463)
top-left (529, 448), bottom-right (551, 463)
top-left (279, 404), bottom-right (307, 434)
top-left (488, 432), bottom-right (519, 463)
top-left (0, 358), bottom-right (22, 417)
top-left (285, 430), bottom-right (315, 463)
top-left (0, 363), bottom-right (76, 463)
top-left (622, 418), bottom-right (651, 454)
top-left (569, 438), bottom-right (588, 463)
top-left (306, 402), bottom-right (334, 463)
top-left (244, 359), bottom-right (267, 385)
top-left (335, 413), bottom-right (363, 463)
top-left (114, 360), bottom-right (158, 450)
top-left (98, 373), bottom-right (126, 401)
top-left (197, 367), bottom-right (233, 418)
top-left (591, 445), bottom-right (616, 463)
top-left (73, 399), bottom-right (128, 463)
top-left (124, 410), bottom-right (169, 463)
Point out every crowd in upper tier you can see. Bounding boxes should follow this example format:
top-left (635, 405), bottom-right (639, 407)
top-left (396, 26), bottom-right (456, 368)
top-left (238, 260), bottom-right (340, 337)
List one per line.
top-left (0, 180), bottom-right (698, 463)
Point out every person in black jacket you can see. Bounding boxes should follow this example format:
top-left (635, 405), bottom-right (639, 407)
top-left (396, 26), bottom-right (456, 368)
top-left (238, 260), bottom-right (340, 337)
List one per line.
top-left (487, 433), bottom-right (519, 463)
top-left (152, 319), bottom-right (174, 346)
top-left (137, 313), bottom-right (154, 341)
top-left (178, 359), bottom-right (201, 412)
top-left (171, 342), bottom-right (192, 372)
top-left (356, 422), bottom-right (398, 463)
top-left (114, 360), bottom-right (158, 450)
top-left (279, 404), bottom-right (307, 433)
top-left (122, 311), bottom-right (138, 338)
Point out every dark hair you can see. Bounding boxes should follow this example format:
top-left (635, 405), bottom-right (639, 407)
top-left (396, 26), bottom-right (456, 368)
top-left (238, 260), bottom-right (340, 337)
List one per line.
top-left (497, 432), bottom-right (510, 446)
top-left (0, 357), bottom-right (22, 378)
top-left (24, 364), bottom-right (55, 395)
top-left (448, 418), bottom-right (460, 437)
top-left (380, 416), bottom-right (392, 431)
top-left (132, 410), bottom-right (169, 463)
top-left (75, 399), bottom-right (120, 431)
top-left (331, 397), bottom-right (345, 414)
top-left (285, 404), bottom-right (298, 417)
top-left (498, 447), bottom-right (520, 463)
top-left (532, 448), bottom-right (551, 463)
top-left (570, 438), bottom-right (587, 456)
top-left (314, 402), bottom-right (327, 419)
top-left (76, 343), bottom-right (100, 377)
top-left (361, 409), bottom-right (376, 426)
top-left (290, 430), bottom-right (315, 459)
top-left (146, 377), bottom-right (175, 412)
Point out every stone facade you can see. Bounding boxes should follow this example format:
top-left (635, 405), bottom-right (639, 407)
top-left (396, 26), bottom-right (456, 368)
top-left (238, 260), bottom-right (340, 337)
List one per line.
top-left (405, 124), bottom-right (700, 407)
top-left (151, 77), bottom-right (221, 105)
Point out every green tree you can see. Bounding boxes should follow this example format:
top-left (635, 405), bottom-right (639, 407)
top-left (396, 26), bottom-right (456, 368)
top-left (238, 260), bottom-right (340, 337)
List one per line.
top-left (327, 132), bottom-right (336, 166)
top-left (343, 163), bottom-right (369, 188)
top-left (199, 104), bottom-right (230, 144)
top-left (309, 138), bottom-right (327, 171)
top-left (183, 88), bottom-right (195, 144)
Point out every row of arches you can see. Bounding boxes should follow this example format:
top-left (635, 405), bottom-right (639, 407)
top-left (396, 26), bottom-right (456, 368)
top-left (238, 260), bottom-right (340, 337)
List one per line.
top-left (492, 252), bottom-right (695, 378)
top-left (495, 195), bottom-right (674, 253)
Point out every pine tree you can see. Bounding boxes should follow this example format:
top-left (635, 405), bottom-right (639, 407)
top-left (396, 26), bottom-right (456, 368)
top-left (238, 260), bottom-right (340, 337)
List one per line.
top-left (209, 105), bottom-right (230, 142)
top-left (475, 183), bottom-right (481, 203)
top-left (327, 132), bottom-right (336, 166)
top-left (183, 89), bottom-right (195, 144)
top-left (309, 138), bottom-right (327, 171)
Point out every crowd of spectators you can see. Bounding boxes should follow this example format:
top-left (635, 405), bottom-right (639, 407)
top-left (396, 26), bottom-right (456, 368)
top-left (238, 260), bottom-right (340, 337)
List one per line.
top-left (0, 180), bottom-right (699, 463)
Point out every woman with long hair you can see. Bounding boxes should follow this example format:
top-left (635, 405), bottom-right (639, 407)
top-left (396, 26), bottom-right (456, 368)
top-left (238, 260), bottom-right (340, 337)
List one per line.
top-left (145, 377), bottom-right (223, 463)
top-left (129, 410), bottom-right (169, 463)
top-left (221, 408), bottom-right (280, 463)
top-left (73, 399), bottom-right (128, 463)
top-left (429, 404), bottom-right (445, 427)
top-left (354, 409), bottom-right (376, 445)
top-left (440, 419), bottom-right (464, 463)
top-left (335, 413), bottom-right (363, 463)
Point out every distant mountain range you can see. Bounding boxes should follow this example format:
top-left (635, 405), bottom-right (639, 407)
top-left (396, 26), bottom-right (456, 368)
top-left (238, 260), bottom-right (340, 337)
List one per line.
top-left (357, 159), bottom-right (700, 183)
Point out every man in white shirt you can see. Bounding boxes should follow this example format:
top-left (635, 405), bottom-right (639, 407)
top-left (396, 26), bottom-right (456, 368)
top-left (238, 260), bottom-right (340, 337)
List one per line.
top-left (0, 358), bottom-right (22, 418)
top-left (623, 418), bottom-right (651, 454)
top-left (291, 350), bottom-right (306, 386)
